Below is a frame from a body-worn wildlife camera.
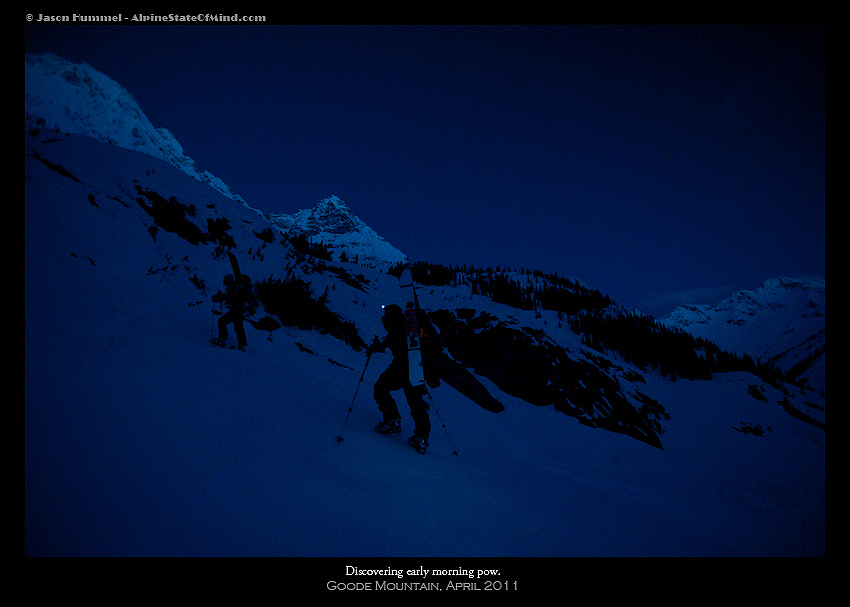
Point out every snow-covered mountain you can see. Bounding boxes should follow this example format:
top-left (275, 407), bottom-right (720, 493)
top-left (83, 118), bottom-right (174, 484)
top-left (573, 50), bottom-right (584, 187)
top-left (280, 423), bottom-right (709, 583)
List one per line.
top-left (661, 277), bottom-right (825, 394)
top-left (25, 53), bottom-right (249, 208)
top-left (266, 196), bottom-right (408, 266)
top-left (25, 53), bottom-right (825, 558)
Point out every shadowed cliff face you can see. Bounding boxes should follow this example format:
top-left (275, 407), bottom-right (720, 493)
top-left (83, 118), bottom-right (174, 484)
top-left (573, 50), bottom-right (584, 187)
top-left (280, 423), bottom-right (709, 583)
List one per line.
top-left (430, 308), bottom-right (669, 449)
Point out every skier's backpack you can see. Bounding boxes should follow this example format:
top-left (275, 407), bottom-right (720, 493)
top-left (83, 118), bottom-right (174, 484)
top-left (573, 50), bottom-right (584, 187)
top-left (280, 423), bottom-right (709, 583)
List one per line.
top-left (237, 274), bottom-right (258, 317)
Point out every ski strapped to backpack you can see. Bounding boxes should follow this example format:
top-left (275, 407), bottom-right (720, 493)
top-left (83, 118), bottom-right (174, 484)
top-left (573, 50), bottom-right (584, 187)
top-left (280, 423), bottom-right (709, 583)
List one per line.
top-left (399, 267), bottom-right (426, 387)
top-left (398, 266), bottom-right (441, 389)
top-left (227, 250), bottom-right (242, 279)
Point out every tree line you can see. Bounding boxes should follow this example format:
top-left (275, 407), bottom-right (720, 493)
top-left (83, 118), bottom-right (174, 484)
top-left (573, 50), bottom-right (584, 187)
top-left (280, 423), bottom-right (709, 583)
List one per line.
top-left (409, 261), bottom-right (793, 386)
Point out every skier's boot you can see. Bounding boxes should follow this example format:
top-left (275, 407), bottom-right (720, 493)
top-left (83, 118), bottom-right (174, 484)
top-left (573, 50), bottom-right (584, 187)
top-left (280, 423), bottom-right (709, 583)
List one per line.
top-left (210, 337), bottom-right (226, 347)
top-left (408, 435), bottom-right (429, 454)
top-left (375, 418), bottom-right (401, 435)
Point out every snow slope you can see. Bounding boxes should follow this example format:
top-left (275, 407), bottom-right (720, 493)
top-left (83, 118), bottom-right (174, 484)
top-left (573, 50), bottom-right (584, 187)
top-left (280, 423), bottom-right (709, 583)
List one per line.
top-left (25, 128), bottom-right (825, 559)
top-left (25, 52), bottom-right (249, 207)
top-left (25, 54), bottom-right (825, 560)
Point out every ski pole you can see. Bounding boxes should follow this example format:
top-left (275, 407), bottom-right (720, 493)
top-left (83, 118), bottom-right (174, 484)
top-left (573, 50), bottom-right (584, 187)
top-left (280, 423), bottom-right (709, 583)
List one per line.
top-left (425, 388), bottom-right (459, 456)
top-left (335, 351), bottom-right (372, 442)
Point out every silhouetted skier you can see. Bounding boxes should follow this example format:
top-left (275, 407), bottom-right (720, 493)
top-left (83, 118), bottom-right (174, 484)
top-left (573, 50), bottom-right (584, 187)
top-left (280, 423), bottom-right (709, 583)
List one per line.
top-left (211, 273), bottom-right (256, 351)
top-left (367, 303), bottom-right (431, 453)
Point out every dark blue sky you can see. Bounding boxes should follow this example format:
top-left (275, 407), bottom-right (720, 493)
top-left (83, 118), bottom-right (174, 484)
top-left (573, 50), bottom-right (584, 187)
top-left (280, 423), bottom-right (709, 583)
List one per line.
top-left (25, 24), bottom-right (825, 316)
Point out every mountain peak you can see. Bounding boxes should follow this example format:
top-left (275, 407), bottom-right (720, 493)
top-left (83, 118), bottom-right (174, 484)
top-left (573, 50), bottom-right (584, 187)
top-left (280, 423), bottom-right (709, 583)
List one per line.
top-left (267, 196), bottom-right (408, 266)
top-left (307, 196), bottom-right (362, 235)
top-left (318, 194), bottom-right (348, 209)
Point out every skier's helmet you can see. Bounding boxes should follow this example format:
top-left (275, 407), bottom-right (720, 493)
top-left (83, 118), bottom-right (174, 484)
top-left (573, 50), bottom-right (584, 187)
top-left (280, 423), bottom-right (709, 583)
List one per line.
top-left (381, 304), bottom-right (403, 331)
